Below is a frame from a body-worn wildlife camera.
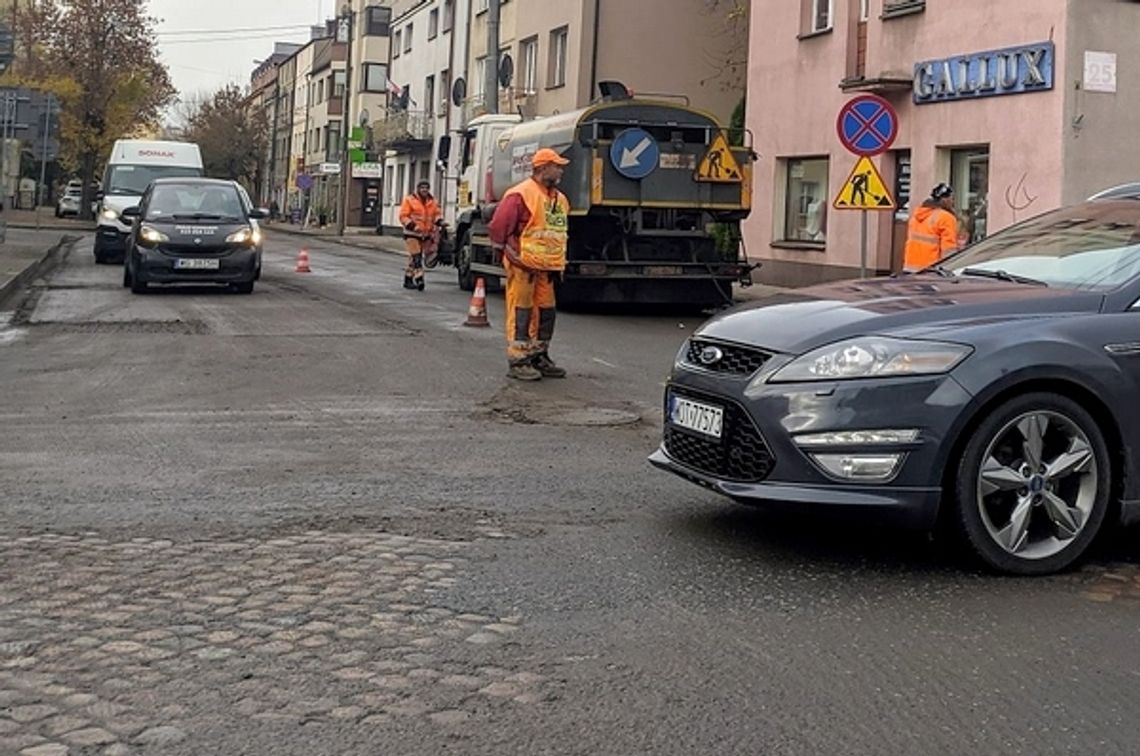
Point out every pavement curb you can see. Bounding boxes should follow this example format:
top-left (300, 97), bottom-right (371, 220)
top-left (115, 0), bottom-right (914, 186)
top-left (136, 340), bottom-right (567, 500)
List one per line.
top-left (0, 234), bottom-right (80, 310)
top-left (6, 222), bottom-right (95, 232)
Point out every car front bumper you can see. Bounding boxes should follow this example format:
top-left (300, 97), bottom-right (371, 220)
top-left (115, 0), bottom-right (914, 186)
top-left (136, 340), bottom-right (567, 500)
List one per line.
top-left (650, 361), bottom-right (978, 529)
top-left (96, 224), bottom-right (129, 253)
top-left (131, 246), bottom-right (259, 284)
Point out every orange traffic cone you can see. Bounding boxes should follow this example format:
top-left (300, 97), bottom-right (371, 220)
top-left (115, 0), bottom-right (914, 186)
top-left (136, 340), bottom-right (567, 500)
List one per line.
top-left (464, 277), bottom-right (490, 328)
top-left (295, 248), bottom-right (311, 273)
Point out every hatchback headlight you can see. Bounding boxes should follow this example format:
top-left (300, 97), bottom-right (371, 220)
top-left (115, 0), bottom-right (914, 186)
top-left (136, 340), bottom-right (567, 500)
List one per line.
top-left (769, 337), bottom-right (972, 383)
top-left (100, 208), bottom-right (119, 222)
top-left (138, 225), bottom-right (169, 245)
top-left (226, 227), bottom-right (260, 246)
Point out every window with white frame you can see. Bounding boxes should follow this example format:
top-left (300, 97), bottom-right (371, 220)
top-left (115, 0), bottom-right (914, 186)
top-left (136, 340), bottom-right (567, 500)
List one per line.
top-left (548, 26), bottom-right (568, 88)
top-left (404, 23), bottom-right (413, 53)
top-left (363, 63), bottom-right (388, 93)
top-left (781, 157), bottom-right (829, 242)
top-left (392, 29), bottom-right (401, 57)
top-left (476, 0), bottom-right (488, 12)
top-left (860, 0), bottom-right (869, 21)
top-left (440, 68), bottom-right (450, 112)
top-left (812, 0), bottom-right (833, 32)
top-left (475, 55), bottom-right (487, 94)
top-left (429, 9), bottom-right (439, 39)
top-left (520, 37), bottom-right (538, 95)
top-left (443, 0), bottom-right (454, 31)
top-left (425, 75), bottom-right (435, 117)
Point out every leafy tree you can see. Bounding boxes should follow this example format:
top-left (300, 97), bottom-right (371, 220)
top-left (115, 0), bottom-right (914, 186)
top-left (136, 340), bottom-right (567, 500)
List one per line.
top-left (184, 84), bottom-right (268, 191)
top-left (6, 0), bottom-right (176, 218)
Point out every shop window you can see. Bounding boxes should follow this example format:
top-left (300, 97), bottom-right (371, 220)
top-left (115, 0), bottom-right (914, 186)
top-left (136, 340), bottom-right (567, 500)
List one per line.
top-left (951, 148), bottom-right (990, 244)
top-left (781, 157), bottom-right (829, 243)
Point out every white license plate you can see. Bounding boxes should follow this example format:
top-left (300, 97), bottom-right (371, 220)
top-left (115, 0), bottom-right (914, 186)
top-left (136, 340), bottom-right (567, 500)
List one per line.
top-left (174, 258), bottom-right (220, 270)
top-left (669, 395), bottom-right (724, 439)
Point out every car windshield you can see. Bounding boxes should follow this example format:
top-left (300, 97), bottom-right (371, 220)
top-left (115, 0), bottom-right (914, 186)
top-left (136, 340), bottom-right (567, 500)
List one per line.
top-left (105, 165), bottom-right (201, 196)
top-left (145, 184), bottom-right (245, 222)
top-left (940, 201), bottom-right (1140, 291)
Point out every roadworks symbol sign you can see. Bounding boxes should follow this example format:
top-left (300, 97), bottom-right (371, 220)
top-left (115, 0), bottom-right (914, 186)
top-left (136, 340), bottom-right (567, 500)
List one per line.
top-left (833, 156), bottom-right (896, 210)
top-left (696, 133), bottom-right (742, 182)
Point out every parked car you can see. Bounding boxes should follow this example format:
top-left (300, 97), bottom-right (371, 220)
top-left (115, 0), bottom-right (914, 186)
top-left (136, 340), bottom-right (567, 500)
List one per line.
top-left (651, 189), bottom-right (1140, 575)
top-left (55, 186), bottom-right (82, 217)
top-left (122, 178), bottom-right (267, 295)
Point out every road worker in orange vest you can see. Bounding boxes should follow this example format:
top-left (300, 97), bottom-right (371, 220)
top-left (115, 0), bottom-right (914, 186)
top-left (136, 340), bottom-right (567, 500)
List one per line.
top-left (399, 180), bottom-right (443, 291)
top-left (904, 183), bottom-right (959, 272)
top-left (487, 148), bottom-right (571, 382)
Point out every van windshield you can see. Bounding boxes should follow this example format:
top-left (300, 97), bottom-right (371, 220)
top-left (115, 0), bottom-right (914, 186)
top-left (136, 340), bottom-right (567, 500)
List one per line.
top-left (105, 165), bottom-right (202, 196)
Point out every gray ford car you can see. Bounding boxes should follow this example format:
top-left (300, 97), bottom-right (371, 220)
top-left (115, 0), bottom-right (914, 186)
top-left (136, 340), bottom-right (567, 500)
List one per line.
top-left (651, 192), bottom-right (1140, 575)
top-left (122, 178), bottom-right (266, 294)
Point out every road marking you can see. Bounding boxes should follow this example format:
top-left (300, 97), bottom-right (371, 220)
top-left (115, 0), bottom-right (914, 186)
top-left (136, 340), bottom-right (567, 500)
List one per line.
top-left (592, 357), bottom-right (617, 368)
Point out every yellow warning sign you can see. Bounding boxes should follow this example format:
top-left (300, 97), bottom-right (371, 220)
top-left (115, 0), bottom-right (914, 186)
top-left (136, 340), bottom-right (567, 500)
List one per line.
top-left (696, 133), bottom-right (742, 183)
top-left (833, 156), bottom-right (896, 210)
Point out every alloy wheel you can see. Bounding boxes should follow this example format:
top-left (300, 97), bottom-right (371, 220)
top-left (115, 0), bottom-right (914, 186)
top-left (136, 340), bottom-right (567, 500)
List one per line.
top-left (976, 411), bottom-right (1098, 561)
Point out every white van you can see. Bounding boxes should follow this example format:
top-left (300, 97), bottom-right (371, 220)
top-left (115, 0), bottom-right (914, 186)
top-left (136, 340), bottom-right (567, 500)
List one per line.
top-left (94, 140), bottom-right (204, 263)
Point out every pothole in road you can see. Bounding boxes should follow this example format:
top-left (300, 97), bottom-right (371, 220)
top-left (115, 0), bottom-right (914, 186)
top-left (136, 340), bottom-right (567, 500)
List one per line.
top-left (481, 385), bottom-right (643, 428)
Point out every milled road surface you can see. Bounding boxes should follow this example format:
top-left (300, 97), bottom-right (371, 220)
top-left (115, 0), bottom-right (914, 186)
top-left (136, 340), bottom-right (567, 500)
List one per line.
top-left (1, 231), bottom-right (1138, 755)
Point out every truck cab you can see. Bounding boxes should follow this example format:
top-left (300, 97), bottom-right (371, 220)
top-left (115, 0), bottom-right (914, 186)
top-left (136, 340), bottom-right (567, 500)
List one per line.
top-left (455, 114), bottom-right (520, 217)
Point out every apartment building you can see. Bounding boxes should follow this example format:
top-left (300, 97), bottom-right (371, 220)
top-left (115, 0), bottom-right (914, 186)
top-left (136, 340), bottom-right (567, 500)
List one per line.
top-left (250, 43), bottom-right (302, 209)
top-left (379, 0), bottom-right (469, 229)
top-left (374, 0), bottom-right (742, 230)
top-left (745, 0), bottom-right (1140, 286)
top-left (286, 41), bottom-right (315, 217)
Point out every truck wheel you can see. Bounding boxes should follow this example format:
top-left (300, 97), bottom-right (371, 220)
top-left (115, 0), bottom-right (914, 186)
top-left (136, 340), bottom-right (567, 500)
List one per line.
top-left (456, 231), bottom-right (475, 292)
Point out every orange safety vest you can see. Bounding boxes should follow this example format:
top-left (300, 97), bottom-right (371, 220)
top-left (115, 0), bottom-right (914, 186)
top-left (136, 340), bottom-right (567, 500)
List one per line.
top-left (399, 194), bottom-right (442, 236)
top-left (904, 206), bottom-right (958, 270)
top-left (503, 178), bottom-right (569, 272)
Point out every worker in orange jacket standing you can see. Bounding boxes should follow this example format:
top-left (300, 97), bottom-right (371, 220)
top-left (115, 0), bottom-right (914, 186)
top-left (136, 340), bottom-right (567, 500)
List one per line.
top-left (398, 180), bottom-right (443, 291)
top-left (903, 183), bottom-right (959, 271)
top-left (487, 148), bottom-right (571, 382)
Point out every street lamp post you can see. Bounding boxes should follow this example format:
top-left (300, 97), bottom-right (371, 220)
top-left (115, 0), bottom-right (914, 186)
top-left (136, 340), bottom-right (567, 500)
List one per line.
top-left (336, 4), bottom-right (354, 237)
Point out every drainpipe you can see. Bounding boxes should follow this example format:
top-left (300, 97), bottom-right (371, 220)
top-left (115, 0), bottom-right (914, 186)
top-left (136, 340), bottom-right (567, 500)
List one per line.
top-left (589, 0), bottom-right (600, 101)
top-left (485, 0), bottom-right (499, 114)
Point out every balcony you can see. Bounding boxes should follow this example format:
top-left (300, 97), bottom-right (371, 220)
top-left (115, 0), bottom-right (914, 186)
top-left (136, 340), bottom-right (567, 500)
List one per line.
top-left (373, 110), bottom-right (434, 149)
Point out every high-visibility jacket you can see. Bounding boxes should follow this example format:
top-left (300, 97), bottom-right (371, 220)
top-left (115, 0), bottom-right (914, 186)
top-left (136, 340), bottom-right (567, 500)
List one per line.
top-left (904, 205), bottom-right (959, 270)
top-left (398, 194), bottom-right (442, 237)
top-left (501, 178), bottom-right (569, 272)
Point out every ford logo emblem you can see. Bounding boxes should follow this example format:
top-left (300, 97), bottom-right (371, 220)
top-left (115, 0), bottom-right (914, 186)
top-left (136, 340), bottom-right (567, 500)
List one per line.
top-left (698, 346), bottom-right (724, 366)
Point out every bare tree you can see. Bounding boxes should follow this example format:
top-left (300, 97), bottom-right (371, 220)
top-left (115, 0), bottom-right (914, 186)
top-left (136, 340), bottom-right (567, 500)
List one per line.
top-left (698, 0), bottom-right (749, 93)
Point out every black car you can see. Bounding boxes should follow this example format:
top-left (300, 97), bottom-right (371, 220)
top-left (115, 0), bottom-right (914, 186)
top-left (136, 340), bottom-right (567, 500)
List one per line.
top-left (122, 178), bottom-right (267, 294)
top-left (651, 192), bottom-right (1140, 575)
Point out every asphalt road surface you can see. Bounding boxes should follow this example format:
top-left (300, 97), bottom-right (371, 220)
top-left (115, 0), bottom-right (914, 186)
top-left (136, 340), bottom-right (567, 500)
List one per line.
top-left (1, 231), bottom-right (1138, 755)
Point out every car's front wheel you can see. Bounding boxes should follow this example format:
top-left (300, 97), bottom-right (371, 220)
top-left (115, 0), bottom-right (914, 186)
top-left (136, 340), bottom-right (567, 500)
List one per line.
top-left (954, 392), bottom-right (1111, 575)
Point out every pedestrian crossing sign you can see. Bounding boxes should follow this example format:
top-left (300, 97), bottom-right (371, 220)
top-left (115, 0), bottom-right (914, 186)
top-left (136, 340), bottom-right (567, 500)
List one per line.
top-left (696, 133), bottom-right (742, 182)
top-left (833, 156), bottom-right (896, 210)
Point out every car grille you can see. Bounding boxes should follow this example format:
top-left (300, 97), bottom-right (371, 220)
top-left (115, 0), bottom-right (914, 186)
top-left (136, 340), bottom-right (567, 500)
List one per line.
top-left (664, 388), bottom-right (774, 482)
top-left (684, 339), bottom-right (771, 377)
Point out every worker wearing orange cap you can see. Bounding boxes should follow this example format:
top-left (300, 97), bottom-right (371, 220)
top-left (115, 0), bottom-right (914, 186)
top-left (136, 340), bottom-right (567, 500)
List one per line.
top-left (487, 148), bottom-right (571, 381)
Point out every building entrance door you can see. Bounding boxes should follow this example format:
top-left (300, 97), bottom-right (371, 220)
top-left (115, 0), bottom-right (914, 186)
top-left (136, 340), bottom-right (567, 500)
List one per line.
top-left (951, 147), bottom-right (990, 245)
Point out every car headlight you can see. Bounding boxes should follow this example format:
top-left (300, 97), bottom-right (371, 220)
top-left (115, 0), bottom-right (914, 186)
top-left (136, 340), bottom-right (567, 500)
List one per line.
top-left (768, 337), bottom-right (972, 383)
top-left (226, 227), bottom-right (260, 246)
top-left (100, 208), bottom-right (119, 222)
top-left (138, 225), bottom-right (169, 245)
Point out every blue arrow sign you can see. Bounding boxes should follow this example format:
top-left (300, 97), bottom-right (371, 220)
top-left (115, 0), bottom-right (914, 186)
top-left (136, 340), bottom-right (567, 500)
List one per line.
top-left (610, 128), bottom-right (659, 180)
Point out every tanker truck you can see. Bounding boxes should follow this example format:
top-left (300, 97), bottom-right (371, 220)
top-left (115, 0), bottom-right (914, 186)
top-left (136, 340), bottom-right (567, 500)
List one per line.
top-left (442, 87), bottom-right (755, 308)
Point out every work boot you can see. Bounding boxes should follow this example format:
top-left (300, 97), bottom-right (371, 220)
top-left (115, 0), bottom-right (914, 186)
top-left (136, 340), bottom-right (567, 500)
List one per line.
top-left (415, 277), bottom-right (425, 291)
top-left (507, 363), bottom-right (543, 382)
top-left (532, 354), bottom-right (567, 378)
top-left (403, 275), bottom-right (415, 289)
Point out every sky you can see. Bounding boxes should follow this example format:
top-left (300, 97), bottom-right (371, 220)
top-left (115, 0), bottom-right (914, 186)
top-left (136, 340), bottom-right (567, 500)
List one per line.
top-left (148, 0), bottom-right (337, 101)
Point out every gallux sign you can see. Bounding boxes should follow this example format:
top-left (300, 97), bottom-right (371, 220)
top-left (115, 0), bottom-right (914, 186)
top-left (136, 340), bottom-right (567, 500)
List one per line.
top-left (913, 42), bottom-right (1054, 104)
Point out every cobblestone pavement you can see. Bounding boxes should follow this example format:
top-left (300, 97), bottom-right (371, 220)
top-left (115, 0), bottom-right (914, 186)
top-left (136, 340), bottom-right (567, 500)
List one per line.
top-left (0, 530), bottom-right (551, 754)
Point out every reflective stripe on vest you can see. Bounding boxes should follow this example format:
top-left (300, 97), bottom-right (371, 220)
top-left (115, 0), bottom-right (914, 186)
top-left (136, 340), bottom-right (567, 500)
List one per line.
top-left (504, 179), bottom-right (569, 272)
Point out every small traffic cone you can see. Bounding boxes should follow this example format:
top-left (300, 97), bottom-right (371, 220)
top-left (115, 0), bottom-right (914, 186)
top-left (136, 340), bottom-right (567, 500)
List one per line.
top-left (464, 277), bottom-right (490, 328)
top-left (295, 248), bottom-right (311, 273)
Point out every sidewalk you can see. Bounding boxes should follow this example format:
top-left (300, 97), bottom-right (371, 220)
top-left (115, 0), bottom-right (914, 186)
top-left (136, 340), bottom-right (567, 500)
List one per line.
top-left (1, 207), bottom-right (95, 232)
top-left (0, 230), bottom-right (78, 310)
top-left (263, 221), bottom-right (791, 302)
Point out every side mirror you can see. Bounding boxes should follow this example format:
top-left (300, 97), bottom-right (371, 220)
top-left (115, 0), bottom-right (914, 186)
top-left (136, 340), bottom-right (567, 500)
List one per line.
top-left (249, 208), bottom-right (268, 220)
top-left (95, 191), bottom-right (105, 201)
top-left (436, 134), bottom-right (451, 166)
top-left (121, 206), bottom-right (141, 219)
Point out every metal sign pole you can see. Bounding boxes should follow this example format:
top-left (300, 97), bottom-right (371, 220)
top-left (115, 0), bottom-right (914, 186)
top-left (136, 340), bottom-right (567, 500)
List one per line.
top-left (860, 210), bottom-right (868, 279)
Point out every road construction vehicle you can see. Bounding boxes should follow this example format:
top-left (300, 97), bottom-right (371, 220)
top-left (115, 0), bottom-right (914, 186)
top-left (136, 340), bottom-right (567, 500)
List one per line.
top-left (441, 84), bottom-right (755, 308)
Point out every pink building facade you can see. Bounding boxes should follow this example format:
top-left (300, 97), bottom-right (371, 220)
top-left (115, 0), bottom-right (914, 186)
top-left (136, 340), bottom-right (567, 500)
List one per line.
top-left (745, 0), bottom-right (1140, 286)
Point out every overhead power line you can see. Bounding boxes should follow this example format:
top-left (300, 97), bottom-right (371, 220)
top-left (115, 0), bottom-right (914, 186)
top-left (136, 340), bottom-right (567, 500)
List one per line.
top-left (157, 23), bottom-right (314, 37)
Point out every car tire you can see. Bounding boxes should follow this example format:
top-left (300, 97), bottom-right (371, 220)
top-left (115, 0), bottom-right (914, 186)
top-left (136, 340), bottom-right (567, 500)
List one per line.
top-left (232, 281), bottom-right (254, 294)
top-left (953, 391), bottom-right (1111, 575)
top-left (130, 273), bottom-right (148, 294)
top-left (456, 231), bottom-right (475, 292)
top-left (122, 264), bottom-right (132, 288)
